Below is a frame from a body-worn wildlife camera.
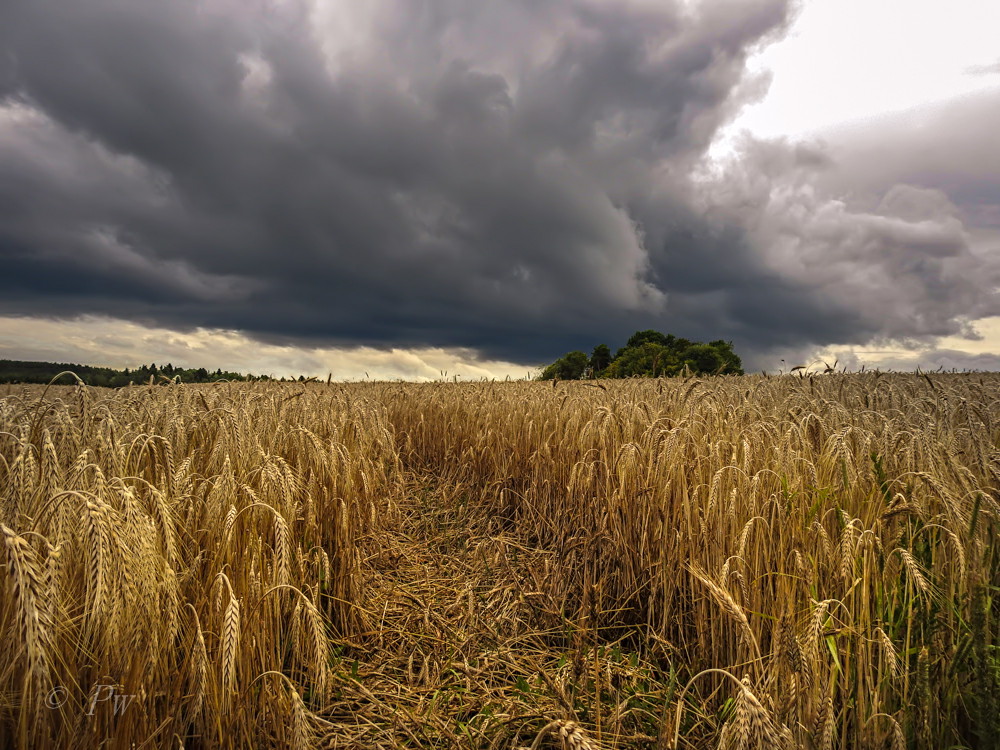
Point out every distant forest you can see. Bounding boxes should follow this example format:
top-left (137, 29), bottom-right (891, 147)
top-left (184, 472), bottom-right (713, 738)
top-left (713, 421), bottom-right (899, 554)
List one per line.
top-left (0, 360), bottom-right (270, 387)
top-left (539, 330), bottom-right (744, 379)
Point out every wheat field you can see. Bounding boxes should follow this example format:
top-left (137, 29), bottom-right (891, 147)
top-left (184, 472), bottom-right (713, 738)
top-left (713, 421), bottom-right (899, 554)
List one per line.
top-left (1, 374), bottom-right (997, 749)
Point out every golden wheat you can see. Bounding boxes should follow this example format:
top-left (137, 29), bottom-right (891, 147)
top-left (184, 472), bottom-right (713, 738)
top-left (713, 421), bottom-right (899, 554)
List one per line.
top-left (0, 374), bottom-right (997, 747)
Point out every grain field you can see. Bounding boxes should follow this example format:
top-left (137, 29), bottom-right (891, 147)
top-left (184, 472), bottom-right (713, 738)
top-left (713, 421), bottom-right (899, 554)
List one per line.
top-left (1, 374), bottom-right (997, 748)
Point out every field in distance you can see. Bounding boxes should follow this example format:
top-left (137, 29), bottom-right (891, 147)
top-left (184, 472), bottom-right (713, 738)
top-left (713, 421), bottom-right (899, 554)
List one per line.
top-left (1, 375), bottom-right (998, 748)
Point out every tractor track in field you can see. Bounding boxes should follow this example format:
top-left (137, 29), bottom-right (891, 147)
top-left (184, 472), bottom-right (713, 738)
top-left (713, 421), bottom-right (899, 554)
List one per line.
top-left (315, 473), bottom-right (664, 750)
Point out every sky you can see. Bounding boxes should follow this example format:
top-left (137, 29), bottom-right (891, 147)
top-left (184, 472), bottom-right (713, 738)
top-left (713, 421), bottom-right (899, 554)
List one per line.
top-left (1, 0), bottom-right (998, 379)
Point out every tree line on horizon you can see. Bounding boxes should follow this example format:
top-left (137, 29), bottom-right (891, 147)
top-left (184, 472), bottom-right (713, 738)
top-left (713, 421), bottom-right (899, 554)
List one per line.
top-left (0, 359), bottom-right (270, 387)
top-left (539, 329), bottom-right (744, 380)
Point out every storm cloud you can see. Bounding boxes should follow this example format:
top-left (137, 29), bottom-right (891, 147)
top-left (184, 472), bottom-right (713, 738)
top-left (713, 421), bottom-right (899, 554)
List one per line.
top-left (1, 0), bottom-right (997, 365)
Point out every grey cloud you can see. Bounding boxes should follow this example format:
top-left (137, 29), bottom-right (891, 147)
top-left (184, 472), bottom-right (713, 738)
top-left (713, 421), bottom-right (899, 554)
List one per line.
top-left (1, 0), bottom-right (997, 367)
top-left (695, 109), bottom-right (1000, 353)
top-left (819, 91), bottom-right (1000, 228)
top-left (966, 60), bottom-right (1000, 76)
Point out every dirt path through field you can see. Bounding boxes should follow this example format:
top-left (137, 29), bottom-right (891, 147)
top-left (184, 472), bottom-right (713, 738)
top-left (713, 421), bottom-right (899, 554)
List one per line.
top-left (317, 474), bottom-right (644, 749)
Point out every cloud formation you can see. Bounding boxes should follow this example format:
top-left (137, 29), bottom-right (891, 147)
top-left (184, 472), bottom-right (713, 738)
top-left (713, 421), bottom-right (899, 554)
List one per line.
top-left (966, 60), bottom-right (1000, 76)
top-left (702, 126), bottom-right (1000, 348)
top-left (1, 0), bottom-right (998, 366)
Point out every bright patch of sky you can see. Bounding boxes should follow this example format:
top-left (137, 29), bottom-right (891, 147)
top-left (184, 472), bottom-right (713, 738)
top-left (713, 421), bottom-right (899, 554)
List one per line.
top-left (713, 0), bottom-right (1000, 156)
top-left (0, 316), bottom-right (532, 382)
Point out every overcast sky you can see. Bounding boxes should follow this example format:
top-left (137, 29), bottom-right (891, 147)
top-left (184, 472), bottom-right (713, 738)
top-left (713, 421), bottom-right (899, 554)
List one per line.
top-left (1, 0), bottom-right (998, 378)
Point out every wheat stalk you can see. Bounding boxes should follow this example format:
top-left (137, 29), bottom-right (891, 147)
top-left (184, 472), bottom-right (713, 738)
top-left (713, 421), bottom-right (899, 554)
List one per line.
top-left (219, 573), bottom-right (241, 705)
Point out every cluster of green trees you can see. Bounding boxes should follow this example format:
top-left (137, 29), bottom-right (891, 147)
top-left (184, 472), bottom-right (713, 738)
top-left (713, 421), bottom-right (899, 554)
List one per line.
top-left (0, 360), bottom-right (269, 387)
top-left (539, 330), bottom-right (743, 380)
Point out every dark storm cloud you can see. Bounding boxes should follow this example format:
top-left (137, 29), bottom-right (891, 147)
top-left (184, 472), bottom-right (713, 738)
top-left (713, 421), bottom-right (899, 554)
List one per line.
top-left (0, 0), bottom-right (997, 363)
